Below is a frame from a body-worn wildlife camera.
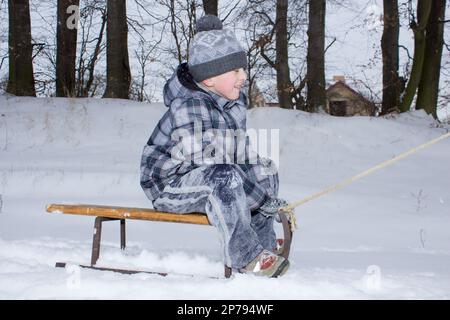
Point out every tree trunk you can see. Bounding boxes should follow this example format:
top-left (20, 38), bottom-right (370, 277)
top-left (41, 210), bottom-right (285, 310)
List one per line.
top-left (202, 0), bottom-right (218, 16)
top-left (416, 0), bottom-right (446, 119)
top-left (381, 0), bottom-right (400, 114)
top-left (399, 0), bottom-right (432, 112)
top-left (103, 0), bottom-right (131, 99)
top-left (306, 0), bottom-right (326, 112)
top-left (6, 0), bottom-right (36, 96)
top-left (275, 0), bottom-right (292, 109)
top-left (56, 0), bottom-right (79, 97)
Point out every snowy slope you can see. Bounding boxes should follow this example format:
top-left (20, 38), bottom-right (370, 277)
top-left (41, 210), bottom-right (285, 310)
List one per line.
top-left (1, 94), bottom-right (450, 299)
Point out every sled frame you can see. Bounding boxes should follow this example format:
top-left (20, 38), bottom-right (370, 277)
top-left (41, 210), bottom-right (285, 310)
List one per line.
top-left (46, 204), bottom-right (293, 278)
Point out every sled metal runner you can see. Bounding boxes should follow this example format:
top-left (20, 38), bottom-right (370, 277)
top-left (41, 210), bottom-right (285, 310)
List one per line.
top-left (55, 262), bottom-right (223, 280)
top-left (47, 204), bottom-right (293, 279)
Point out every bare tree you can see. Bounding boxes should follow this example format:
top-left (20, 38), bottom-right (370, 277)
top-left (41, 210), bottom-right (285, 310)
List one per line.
top-left (399, 0), bottom-right (432, 112)
top-left (132, 38), bottom-right (161, 102)
top-left (249, 0), bottom-right (293, 108)
top-left (6, 0), bottom-right (36, 96)
top-left (306, 0), bottom-right (326, 112)
top-left (416, 0), bottom-right (446, 119)
top-left (274, 0), bottom-right (292, 108)
top-left (103, 0), bottom-right (131, 99)
top-left (381, 0), bottom-right (401, 114)
top-left (56, 0), bottom-right (79, 97)
top-left (243, 20), bottom-right (268, 108)
top-left (161, 0), bottom-right (199, 65)
top-left (242, 0), bottom-right (308, 109)
top-left (76, 1), bottom-right (107, 97)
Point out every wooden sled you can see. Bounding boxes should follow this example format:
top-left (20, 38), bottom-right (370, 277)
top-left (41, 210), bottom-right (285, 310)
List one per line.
top-left (46, 204), bottom-right (293, 278)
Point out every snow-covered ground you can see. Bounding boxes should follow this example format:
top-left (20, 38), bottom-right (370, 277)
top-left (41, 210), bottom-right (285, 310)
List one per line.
top-left (1, 94), bottom-right (449, 299)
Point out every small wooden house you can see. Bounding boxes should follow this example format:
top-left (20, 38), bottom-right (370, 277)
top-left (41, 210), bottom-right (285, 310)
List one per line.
top-left (326, 78), bottom-right (376, 117)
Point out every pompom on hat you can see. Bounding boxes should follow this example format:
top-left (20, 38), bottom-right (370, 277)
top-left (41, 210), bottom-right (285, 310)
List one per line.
top-left (188, 15), bottom-right (247, 82)
top-left (195, 14), bottom-right (223, 32)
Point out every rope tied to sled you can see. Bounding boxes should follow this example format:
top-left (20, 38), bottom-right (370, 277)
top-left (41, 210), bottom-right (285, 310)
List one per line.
top-left (280, 130), bottom-right (450, 232)
top-left (279, 207), bottom-right (297, 232)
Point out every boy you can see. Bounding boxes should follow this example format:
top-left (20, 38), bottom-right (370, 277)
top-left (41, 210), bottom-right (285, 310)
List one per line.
top-left (140, 15), bottom-right (290, 277)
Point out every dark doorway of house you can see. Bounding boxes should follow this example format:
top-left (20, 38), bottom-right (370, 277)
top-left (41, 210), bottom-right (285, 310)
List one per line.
top-left (330, 100), bottom-right (347, 116)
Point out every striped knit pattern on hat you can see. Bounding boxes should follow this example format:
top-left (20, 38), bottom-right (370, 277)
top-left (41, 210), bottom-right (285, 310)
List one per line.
top-left (188, 15), bottom-right (247, 82)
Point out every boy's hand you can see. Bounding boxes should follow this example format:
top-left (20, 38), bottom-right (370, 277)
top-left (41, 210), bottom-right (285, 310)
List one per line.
top-left (259, 197), bottom-right (289, 221)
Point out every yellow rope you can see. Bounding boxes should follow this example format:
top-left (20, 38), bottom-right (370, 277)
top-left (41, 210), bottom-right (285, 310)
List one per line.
top-left (281, 131), bottom-right (450, 231)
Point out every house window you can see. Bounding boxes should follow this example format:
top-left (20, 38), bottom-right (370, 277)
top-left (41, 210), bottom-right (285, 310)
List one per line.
top-left (330, 100), bottom-right (347, 116)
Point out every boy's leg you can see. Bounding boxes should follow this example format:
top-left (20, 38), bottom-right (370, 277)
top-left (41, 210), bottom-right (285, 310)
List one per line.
top-left (250, 213), bottom-right (276, 251)
top-left (153, 164), bottom-right (264, 269)
top-left (241, 158), bottom-right (280, 251)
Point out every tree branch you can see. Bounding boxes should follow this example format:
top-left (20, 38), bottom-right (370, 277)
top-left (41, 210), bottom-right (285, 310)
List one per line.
top-left (324, 37), bottom-right (336, 53)
top-left (260, 46), bottom-right (276, 69)
top-left (399, 44), bottom-right (413, 61)
top-left (444, 40), bottom-right (450, 52)
top-left (253, 10), bottom-right (275, 26)
top-left (221, 0), bottom-right (241, 23)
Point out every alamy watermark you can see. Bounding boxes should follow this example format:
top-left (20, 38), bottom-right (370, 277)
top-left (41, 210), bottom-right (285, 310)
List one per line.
top-left (66, 264), bottom-right (81, 290)
top-left (66, 5), bottom-right (80, 30)
top-left (170, 124), bottom-right (280, 175)
top-left (365, 265), bottom-right (382, 291)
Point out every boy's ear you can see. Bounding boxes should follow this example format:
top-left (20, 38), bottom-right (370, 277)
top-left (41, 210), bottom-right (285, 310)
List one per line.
top-left (202, 78), bottom-right (214, 88)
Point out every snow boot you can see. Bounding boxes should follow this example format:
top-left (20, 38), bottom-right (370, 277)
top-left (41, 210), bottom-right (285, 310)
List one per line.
top-left (239, 249), bottom-right (289, 278)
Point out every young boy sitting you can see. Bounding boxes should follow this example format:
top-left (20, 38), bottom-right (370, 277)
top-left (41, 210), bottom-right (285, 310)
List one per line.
top-left (140, 15), bottom-right (290, 278)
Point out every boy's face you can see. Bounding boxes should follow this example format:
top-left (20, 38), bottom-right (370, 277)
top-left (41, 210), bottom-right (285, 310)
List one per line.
top-left (202, 68), bottom-right (247, 100)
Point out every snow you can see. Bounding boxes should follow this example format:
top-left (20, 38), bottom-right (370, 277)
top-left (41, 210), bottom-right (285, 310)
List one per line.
top-left (1, 94), bottom-right (450, 299)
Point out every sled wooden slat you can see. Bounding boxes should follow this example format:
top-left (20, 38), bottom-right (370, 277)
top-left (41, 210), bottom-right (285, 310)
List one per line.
top-left (46, 204), bottom-right (210, 225)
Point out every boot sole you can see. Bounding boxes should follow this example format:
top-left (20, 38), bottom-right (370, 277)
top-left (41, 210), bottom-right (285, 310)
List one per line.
top-left (271, 259), bottom-right (290, 278)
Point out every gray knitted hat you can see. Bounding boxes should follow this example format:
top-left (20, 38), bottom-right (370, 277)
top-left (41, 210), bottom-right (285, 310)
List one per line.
top-left (188, 15), bottom-right (246, 82)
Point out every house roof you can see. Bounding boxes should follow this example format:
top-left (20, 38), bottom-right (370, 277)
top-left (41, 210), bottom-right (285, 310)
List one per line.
top-left (326, 81), bottom-right (373, 105)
